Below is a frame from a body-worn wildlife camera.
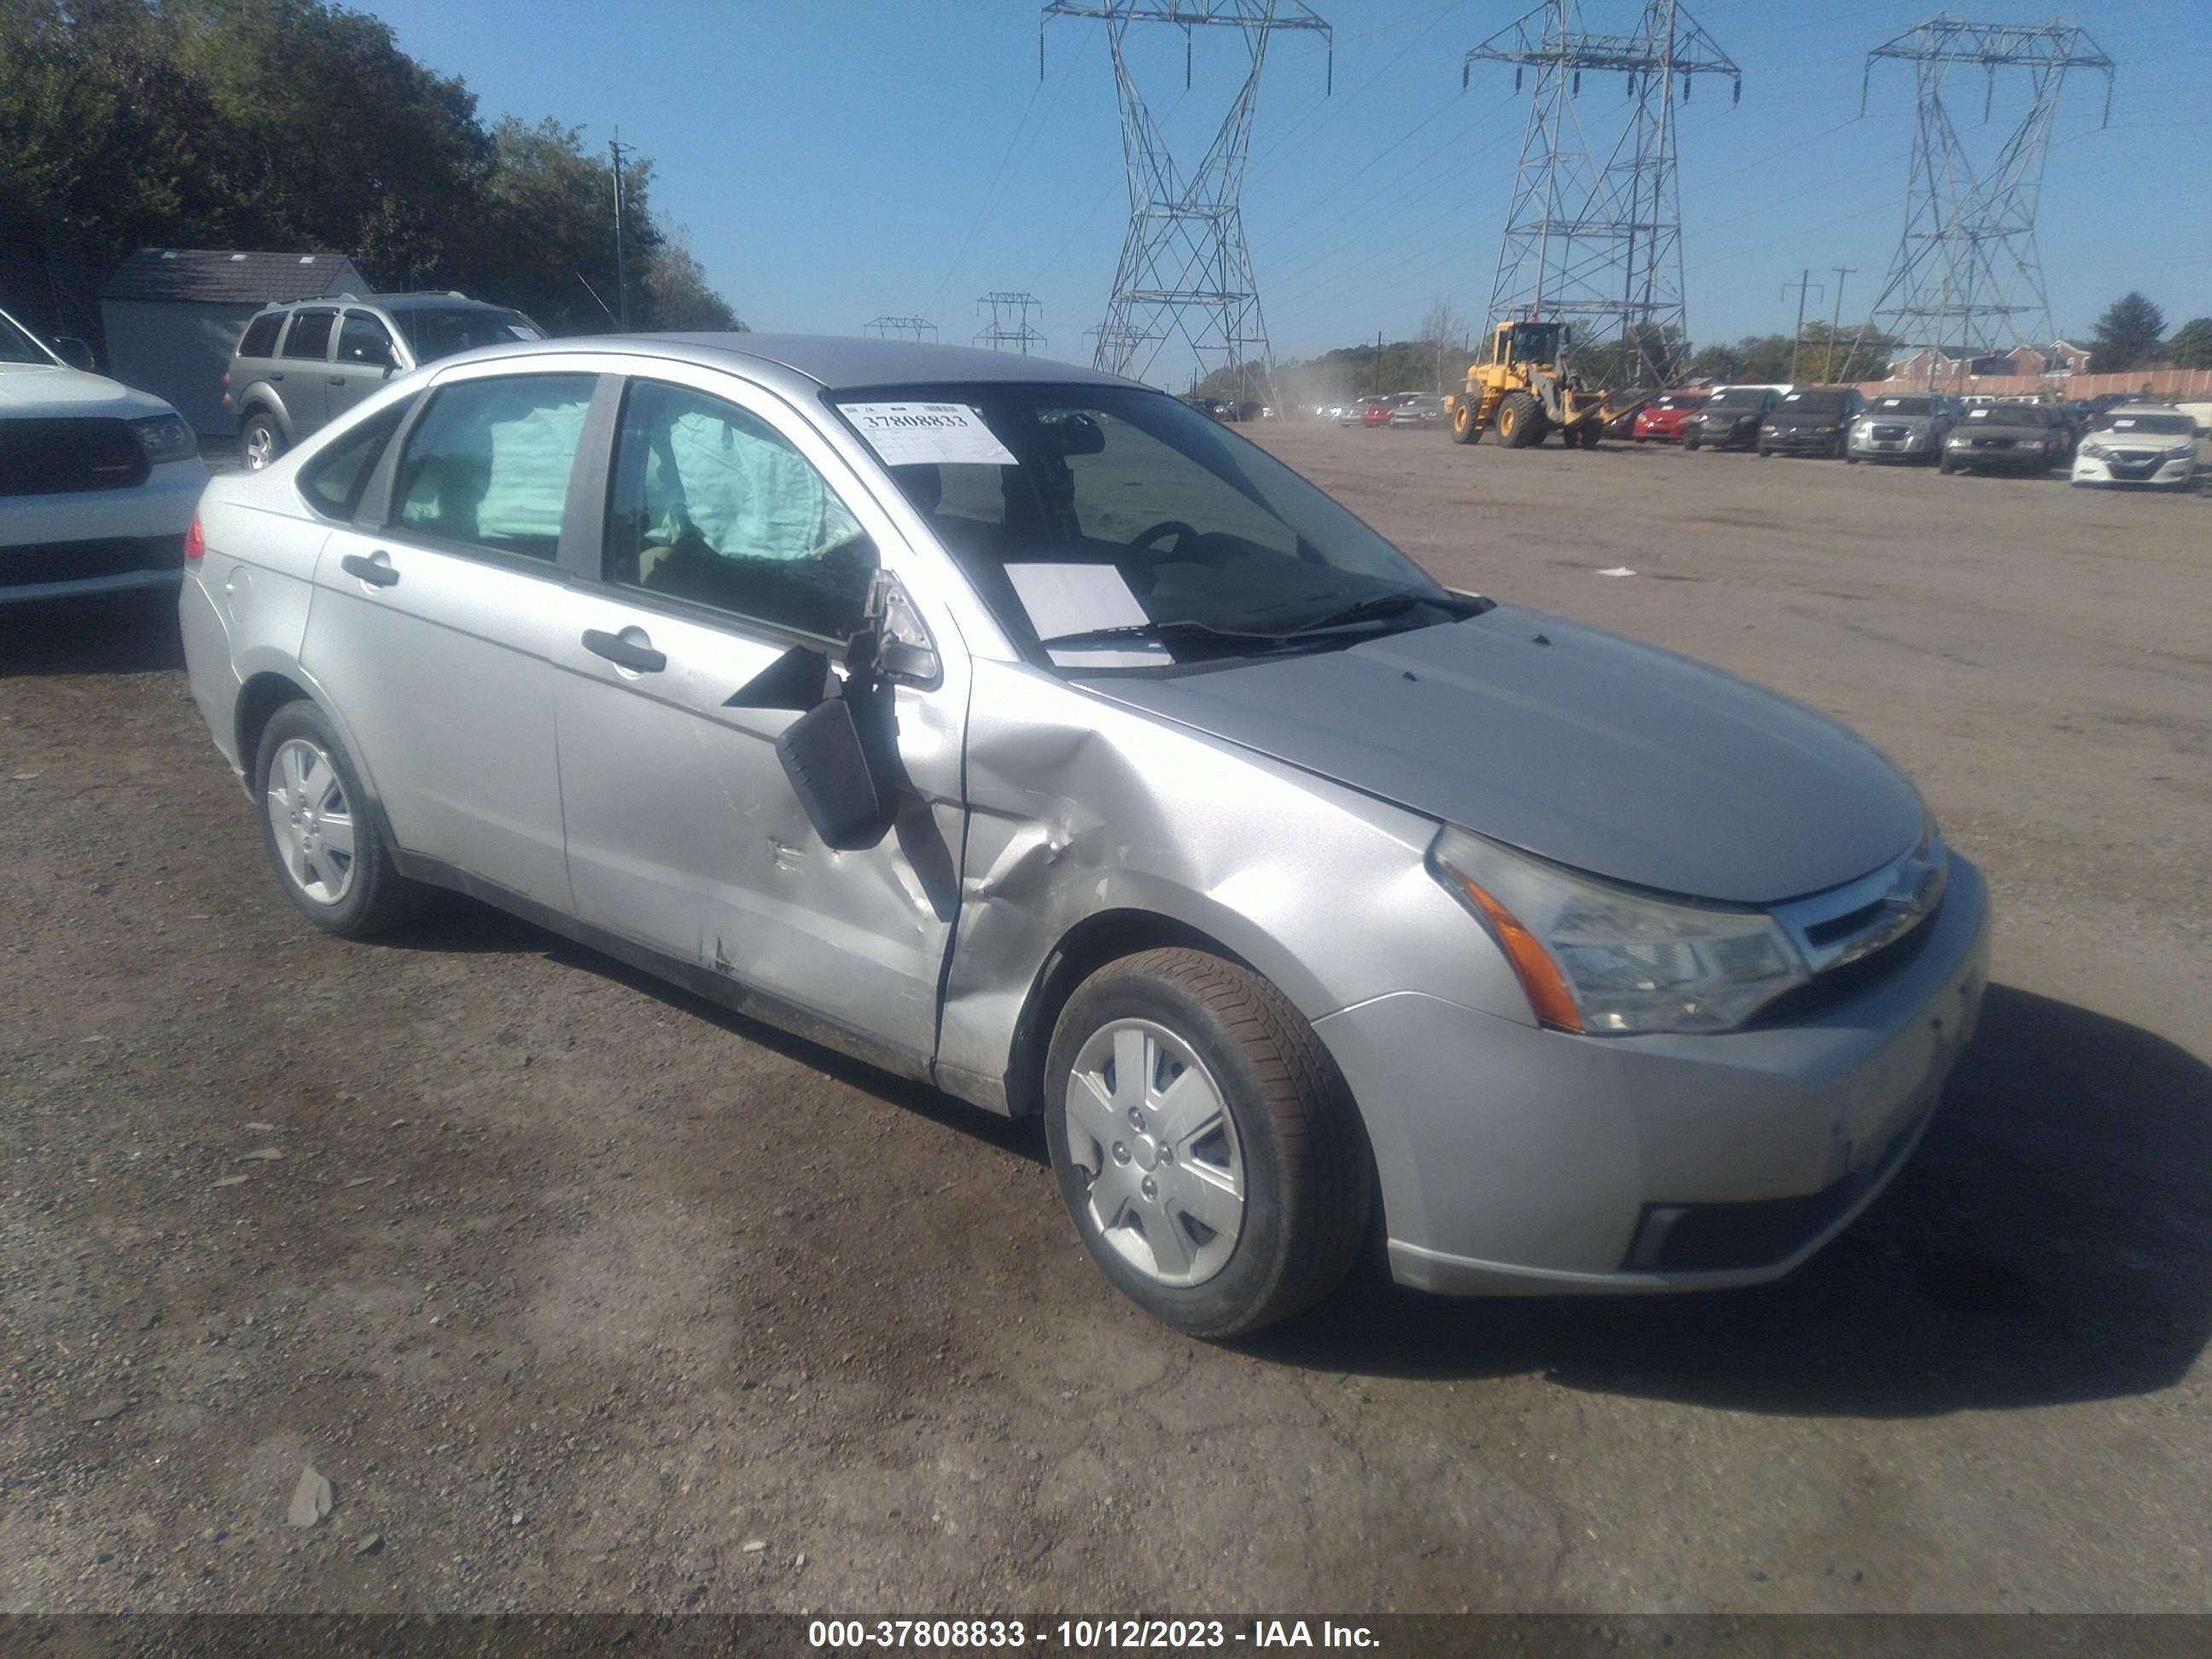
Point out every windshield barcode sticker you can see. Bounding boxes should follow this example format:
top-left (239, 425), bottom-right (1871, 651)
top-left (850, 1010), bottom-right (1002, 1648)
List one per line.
top-left (840, 402), bottom-right (1018, 468)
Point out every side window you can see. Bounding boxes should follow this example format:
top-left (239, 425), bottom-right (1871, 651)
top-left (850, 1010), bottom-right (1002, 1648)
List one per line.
top-left (605, 379), bottom-right (876, 639)
top-left (299, 398), bottom-right (415, 522)
top-left (387, 373), bottom-right (596, 562)
top-left (281, 311), bottom-right (335, 361)
top-left (237, 314), bottom-right (282, 359)
top-left (337, 311), bottom-right (395, 367)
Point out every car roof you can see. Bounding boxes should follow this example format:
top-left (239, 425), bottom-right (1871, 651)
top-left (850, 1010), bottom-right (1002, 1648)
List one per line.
top-left (648, 332), bottom-right (1130, 392)
top-left (251, 292), bottom-right (516, 316)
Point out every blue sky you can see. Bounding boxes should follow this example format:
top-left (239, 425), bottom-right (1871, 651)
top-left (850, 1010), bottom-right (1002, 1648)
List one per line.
top-left (363, 1), bottom-right (2209, 386)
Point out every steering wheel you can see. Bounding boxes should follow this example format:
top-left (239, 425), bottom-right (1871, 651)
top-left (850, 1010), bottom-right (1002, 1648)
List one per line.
top-left (1127, 520), bottom-right (1199, 556)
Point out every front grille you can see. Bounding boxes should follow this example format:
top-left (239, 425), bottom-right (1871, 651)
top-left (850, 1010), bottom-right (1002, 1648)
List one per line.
top-left (0, 536), bottom-right (186, 589)
top-left (0, 419), bottom-right (149, 496)
top-left (1970, 436), bottom-right (2015, 449)
top-left (1869, 425), bottom-right (1907, 441)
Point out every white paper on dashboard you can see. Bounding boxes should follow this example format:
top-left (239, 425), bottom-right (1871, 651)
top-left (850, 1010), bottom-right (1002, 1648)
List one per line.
top-left (1004, 561), bottom-right (1148, 638)
top-left (839, 402), bottom-right (1019, 467)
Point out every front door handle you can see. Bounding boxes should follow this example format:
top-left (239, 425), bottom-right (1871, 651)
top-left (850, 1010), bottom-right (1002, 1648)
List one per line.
top-left (340, 551), bottom-right (399, 588)
top-left (269, 371), bottom-right (284, 381)
top-left (582, 627), bottom-right (667, 674)
top-left (328, 375), bottom-right (345, 387)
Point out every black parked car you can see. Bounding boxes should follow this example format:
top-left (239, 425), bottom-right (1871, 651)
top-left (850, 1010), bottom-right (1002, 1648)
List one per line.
top-left (1684, 386), bottom-right (1781, 451)
top-left (1759, 387), bottom-right (1866, 458)
top-left (1940, 404), bottom-right (2071, 476)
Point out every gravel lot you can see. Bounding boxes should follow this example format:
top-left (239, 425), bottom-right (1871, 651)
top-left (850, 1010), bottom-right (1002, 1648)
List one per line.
top-left (2, 430), bottom-right (2207, 1615)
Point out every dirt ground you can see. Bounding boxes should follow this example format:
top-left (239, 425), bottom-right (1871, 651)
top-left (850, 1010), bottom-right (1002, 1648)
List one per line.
top-left (2, 429), bottom-right (2207, 1616)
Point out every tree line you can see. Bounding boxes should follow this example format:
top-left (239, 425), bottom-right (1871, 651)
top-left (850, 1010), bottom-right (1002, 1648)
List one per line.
top-left (0, 0), bottom-right (741, 347)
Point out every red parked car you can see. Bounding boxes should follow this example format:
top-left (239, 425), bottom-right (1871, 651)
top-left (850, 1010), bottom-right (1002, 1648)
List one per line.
top-left (1632, 389), bottom-right (1711, 443)
top-left (1359, 395), bottom-right (1394, 428)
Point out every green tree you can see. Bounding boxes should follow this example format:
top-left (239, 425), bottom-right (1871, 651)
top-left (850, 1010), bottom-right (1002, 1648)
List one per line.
top-left (2166, 317), bottom-right (2212, 370)
top-left (2088, 292), bottom-right (2165, 372)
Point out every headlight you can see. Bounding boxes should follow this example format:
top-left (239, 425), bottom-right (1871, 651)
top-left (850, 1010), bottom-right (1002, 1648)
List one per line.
top-left (2165, 445), bottom-right (2197, 466)
top-left (130, 414), bottom-right (199, 462)
top-left (1427, 826), bottom-right (1809, 1035)
top-left (1813, 425), bottom-right (1836, 436)
top-left (2078, 439), bottom-right (2107, 459)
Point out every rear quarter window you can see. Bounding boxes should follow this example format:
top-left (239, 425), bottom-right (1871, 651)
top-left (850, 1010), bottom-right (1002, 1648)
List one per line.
top-left (298, 399), bottom-right (416, 523)
top-left (237, 315), bottom-right (282, 359)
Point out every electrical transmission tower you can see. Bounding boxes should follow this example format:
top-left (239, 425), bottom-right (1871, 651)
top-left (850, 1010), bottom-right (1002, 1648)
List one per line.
top-left (1860, 16), bottom-right (2114, 389)
top-left (1466, 1), bottom-right (1738, 386)
top-left (863, 316), bottom-right (939, 341)
top-left (1042, 0), bottom-right (1331, 400)
top-left (975, 290), bottom-right (1046, 354)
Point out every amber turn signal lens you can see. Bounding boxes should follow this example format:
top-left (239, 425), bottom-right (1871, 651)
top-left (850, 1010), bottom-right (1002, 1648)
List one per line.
top-left (1442, 868), bottom-right (1584, 1033)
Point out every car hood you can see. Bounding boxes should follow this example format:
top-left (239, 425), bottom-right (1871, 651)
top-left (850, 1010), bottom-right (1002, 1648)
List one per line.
top-left (1078, 604), bottom-right (1924, 905)
top-left (1863, 412), bottom-right (1936, 428)
top-left (2091, 428), bottom-right (2194, 451)
top-left (1767, 409), bottom-right (1848, 428)
top-left (1697, 405), bottom-right (1765, 422)
top-left (1956, 421), bottom-right (2048, 438)
top-left (0, 361), bottom-right (176, 420)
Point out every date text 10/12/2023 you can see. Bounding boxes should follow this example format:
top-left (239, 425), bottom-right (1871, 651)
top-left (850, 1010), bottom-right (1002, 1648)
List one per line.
top-left (806, 1621), bottom-right (1381, 1650)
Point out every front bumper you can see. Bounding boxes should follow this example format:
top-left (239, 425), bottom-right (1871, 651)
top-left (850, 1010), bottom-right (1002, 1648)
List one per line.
top-left (0, 458), bottom-right (207, 604)
top-left (2071, 451), bottom-right (2195, 489)
top-left (1691, 420), bottom-right (1761, 449)
top-left (1315, 854), bottom-right (1991, 1295)
top-left (1946, 445), bottom-right (2052, 473)
top-left (1761, 428), bottom-right (1842, 454)
top-left (1850, 428), bottom-right (1936, 460)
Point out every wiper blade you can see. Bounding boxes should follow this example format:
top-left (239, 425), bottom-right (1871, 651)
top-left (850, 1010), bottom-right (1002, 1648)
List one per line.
top-left (1276, 591), bottom-right (1435, 637)
top-left (1038, 618), bottom-right (1270, 649)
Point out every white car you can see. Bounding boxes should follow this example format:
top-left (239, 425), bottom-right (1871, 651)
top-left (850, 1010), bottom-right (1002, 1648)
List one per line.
top-left (2069, 405), bottom-right (2199, 492)
top-left (1, 304), bottom-right (207, 605)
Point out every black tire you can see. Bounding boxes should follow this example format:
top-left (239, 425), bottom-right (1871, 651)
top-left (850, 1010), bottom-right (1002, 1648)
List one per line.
top-left (1448, 400), bottom-right (1481, 445)
top-left (241, 410), bottom-right (285, 472)
top-left (1043, 948), bottom-right (1372, 1340)
top-left (1684, 434), bottom-right (1702, 451)
top-left (1832, 434), bottom-right (1849, 460)
top-left (253, 700), bottom-right (425, 937)
top-left (1575, 421), bottom-right (1601, 449)
top-left (1496, 391), bottom-right (1542, 449)
top-left (1939, 454), bottom-right (1957, 475)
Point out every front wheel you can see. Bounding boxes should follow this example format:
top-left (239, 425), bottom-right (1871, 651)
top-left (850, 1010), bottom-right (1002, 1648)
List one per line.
top-left (1043, 949), bottom-right (1372, 1340)
top-left (1684, 435), bottom-right (1702, 451)
top-left (1939, 454), bottom-right (1957, 475)
top-left (1449, 401), bottom-right (1481, 445)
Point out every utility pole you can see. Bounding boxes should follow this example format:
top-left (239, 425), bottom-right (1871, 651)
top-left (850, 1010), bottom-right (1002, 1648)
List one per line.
top-left (1044, 0), bottom-right (1330, 401)
top-left (1860, 17), bottom-right (2113, 386)
top-left (1375, 329), bottom-right (1383, 395)
top-left (608, 131), bottom-right (637, 331)
top-left (1783, 268), bottom-right (1823, 381)
top-left (1466, 0), bottom-right (1741, 387)
top-left (1824, 265), bottom-right (1856, 380)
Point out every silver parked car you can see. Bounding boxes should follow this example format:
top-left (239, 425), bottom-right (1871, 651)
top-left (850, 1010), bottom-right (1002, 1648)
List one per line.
top-left (178, 335), bottom-right (1990, 1337)
top-left (1848, 393), bottom-right (1957, 463)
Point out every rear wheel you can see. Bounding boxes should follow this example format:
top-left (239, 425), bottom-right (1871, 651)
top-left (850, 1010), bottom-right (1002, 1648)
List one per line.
top-left (253, 701), bottom-right (425, 937)
top-left (241, 411), bottom-right (284, 471)
top-left (1449, 400), bottom-right (1481, 445)
top-left (1496, 392), bottom-right (1541, 449)
top-left (1043, 948), bottom-right (1372, 1340)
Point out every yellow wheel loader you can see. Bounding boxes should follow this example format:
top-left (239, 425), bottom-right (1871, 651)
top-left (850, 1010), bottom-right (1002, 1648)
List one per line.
top-left (1441, 319), bottom-right (1643, 451)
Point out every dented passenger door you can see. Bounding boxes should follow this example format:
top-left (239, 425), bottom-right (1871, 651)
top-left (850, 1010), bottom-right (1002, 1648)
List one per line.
top-left (550, 369), bottom-right (966, 1068)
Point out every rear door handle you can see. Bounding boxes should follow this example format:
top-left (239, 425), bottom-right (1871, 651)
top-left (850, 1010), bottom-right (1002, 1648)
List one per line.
top-left (340, 551), bottom-right (399, 588)
top-left (269, 371), bottom-right (284, 381)
top-left (582, 627), bottom-right (667, 674)
top-left (328, 375), bottom-right (345, 386)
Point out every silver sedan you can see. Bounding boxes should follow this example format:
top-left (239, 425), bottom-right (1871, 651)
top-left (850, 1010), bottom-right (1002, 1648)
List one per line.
top-left (178, 335), bottom-right (1989, 1337)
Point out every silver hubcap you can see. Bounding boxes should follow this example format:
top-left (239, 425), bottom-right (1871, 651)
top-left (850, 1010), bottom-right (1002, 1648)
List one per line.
top-left (245, 426), bottom-right (275, 469)
top-left (265, 737), bottom-right (357, 906)
top-left (1064, 1019), bottom-right (1243, 1287)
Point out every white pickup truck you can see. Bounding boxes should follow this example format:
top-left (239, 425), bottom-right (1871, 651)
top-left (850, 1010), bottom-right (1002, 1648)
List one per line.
top-left (2, 304), bottom-right (208, 606)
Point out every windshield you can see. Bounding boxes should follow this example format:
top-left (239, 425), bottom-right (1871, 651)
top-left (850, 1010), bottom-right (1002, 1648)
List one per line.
top-left (394, 306), bottom-right (542, 363)
top-left (2096, 410), bottom-right (2192, 436)
top-left (836, 383), bottom-right (1456, 668)
top-left (1873, 397), bottom-right (1933, 415)
top-left (1778, 391), bottom-right (1846, 414)
top-left (0, 309), bottom-right (58, 366)
top-left (1965, 405), bottom-right (2049, 426)
top-left (1652, 393), bottom-right (1705, 409)
top-left (1706, 388), bottom-right (1767, 408)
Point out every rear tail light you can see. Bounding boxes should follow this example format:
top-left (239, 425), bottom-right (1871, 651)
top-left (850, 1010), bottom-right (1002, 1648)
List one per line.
top-left (184, 515), bottom-right (205, 562)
